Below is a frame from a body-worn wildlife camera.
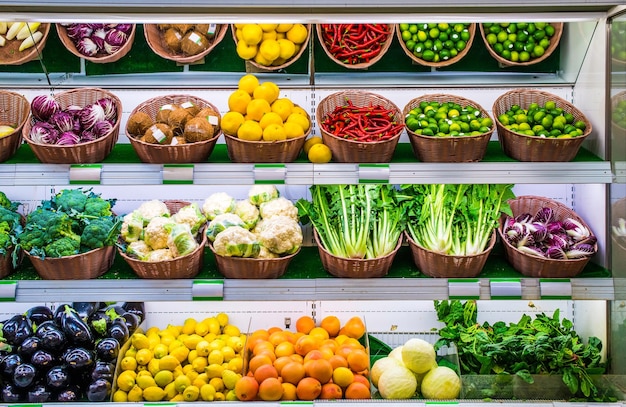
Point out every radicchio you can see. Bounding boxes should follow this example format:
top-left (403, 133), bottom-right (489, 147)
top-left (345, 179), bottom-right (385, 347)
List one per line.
top-left (56, 131), bottom-right (81, 145)
top-left (50, 111), bottom-right (77, 133)
top-left (29, 122), bottom-right (59, 144)
top-left (96, 97), bottom-right (117, 122)
top-left (79, 103), bottom-right (106, 130)
top-left (31, 95), bottom-right (61, 121)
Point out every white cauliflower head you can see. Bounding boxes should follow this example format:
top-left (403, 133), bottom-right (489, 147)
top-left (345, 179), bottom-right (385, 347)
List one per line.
top-left (121, 211), bottom-right (144, 243)
top-left (206, 213), bottom-right (246, 242)
top-left (248, 185), bottom-right (279, 206)
top-left (172, 203), bottom-right (207, 235)
top-left (259, 197), bottom-right (298, 221)
top-left (136, 200), bottom-right (171, 225)
top-left (213, 226), bottom-right (260, 258)
top-left (235, 199), bottom-right (260, 230)
top-left (257, 245), bottom-right (280, 259)
top-left (202, 192), bottom-right (236, 221)
top-left (166, 223), bottom-right (199, 258)
top-left (144, 216), bottom-right (176, 250)
top-left (147, 248), bottom-right (174, 262)
top-left (126, 240), bottom-right (151, 260)
top-left (258, 215), bottom-right (302, 255)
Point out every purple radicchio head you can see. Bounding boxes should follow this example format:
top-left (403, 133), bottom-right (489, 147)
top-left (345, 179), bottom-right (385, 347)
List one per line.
top-left (96, 97), bottom-right (117, 122)
top-left (563, 218), bottom-right (592, 242)
top-left (104, 29), bottom-right (128, 55)
top-left (92, 120), bottom-right (114, 138)
top-left (31, 94), bottom-right (61, 121)
top-left (29, 121), bottom-right (59, 144)
top-left (76, 37), bottom-right (100, 57)
top-left (66, 23), bottom-right (94, 40)
top-left (79, 103), bottom-right (106, 130)
top-left (50, 111), bottom-right (76, 133)
top-left (565, 243), bottom-right (596, 259)
top-left (56, 131), bottom-right (81, 145)
top-left (534, 207), bottom-right (556, 224)
top-left (115, 24), bottom-right (133, 35)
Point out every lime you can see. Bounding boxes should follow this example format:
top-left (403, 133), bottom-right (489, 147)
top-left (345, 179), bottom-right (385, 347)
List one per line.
top-left (545, 24), bottom-right (555, 37)
top-left (496, 31), bottom-right (508, 43)
top-left (399, 23), bottom-right (410, 31)
top-left (519, 51), bottom-right (530, 62)
top-left (574, 120), bottom-right (587, 130)
top-left (544, 100), bottom-right (557, 111)
top-left (422, 50), bottom-right (435, 61)
top-left (429, 27), bottom-right (440, 38)
top-left (532, 45), bottom-right (545, 57)
top-left (401, 30), bottom-right (412, 42)
top-left (409, 24), bottom-right (419, 34)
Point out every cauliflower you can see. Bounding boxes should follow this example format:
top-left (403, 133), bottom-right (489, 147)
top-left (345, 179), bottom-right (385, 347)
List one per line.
top-left (258, 215), bottom-right (302, 255)
top-left (121, 211), bottom-right (144, 243)
top-left (259, 197), bottom-right (298, 221)
top-left (234, 199), bottom-right (260, 229)
top-left (144, 216), bottom-right (176, 250)
top-left (213, 226), bottom-right (260, 258)
top-left (147, 248), bottom-right (174, 262)
top-left (206, 213), bottom-right (246, 242)
top-left (126, 240), bottom-right (151, 261)
top-left (136, 200), bottom-right (170, 225)
top-left (172, 203), bottom-right (207, 235)
top-left (257, 245), bottom-right (280, 259)
top-left (248, 185), bottom-right (279, 206)
top-left (251, 219), bottom-right (265, 237)
top-left (166, 223), bottom-right (199, 257)
top-left (202, 192), bottom-right (236, 221)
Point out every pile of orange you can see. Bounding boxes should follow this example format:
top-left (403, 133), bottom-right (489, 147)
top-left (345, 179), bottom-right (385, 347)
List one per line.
top-left (234, 315), bottom-right (370, 401)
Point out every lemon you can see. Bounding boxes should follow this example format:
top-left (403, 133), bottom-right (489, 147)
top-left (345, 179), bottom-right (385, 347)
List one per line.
top-left (216, 312), bottom-right (229, 327)
top-left (174, 374), bottom-right (192, 393)
top-left (226, 389), bottom-right (239, 401)
top-left (242, 24), bottom-right (263, 45)
top-left (136, 374), bottom-right (157, 390)
top-left (221, 346), bottom-right (236, 362)
top-left (259, 111), bottom-right (284, 129)
top-left (303, 136), bottom-right (323, 154)
top-left (181, 317), bottom-right (197, 335)
top-left (253, 82), bottom-right (280, 104)
top-left (153, 343), bottom-right (169, 359)
top-left (227, 357), bottom-right (244, 374)
top-left (131, 333), bottom-right (150, 350)
top-left (170, 394), bottom-right (185, 402)
top-left (271, 98), bottom-right (294, 121)
top-left (286, 23), bottom-right (308, 44)
top-left (209, 377), bottom-right (225, 392)
top-left (308, 143), bottom-right (332, 163)
top-left (207, 349), bottom-right (225, 365)
top-left (146, 326), bottom-right (160, 336)
top-left (276, 32), bottom-right (286, 40)
top-left (147, 332), bottom-right (161, 349)
top-left (183, 333), bottom-right (204, 350)
top-left (209, 338), bottom-right (226, 352)
top-left (112, 389), bottom-right (128, 402)
top-left (200, 383), bottom-right (217, 401)
top-left (284, 121), bottom-right (305, 139)
top-left (259, 23), bottom-right (279, 32)
top-left (259, 39), bottom-right (281, 62)
top-left (276, 23), bottom-right (294, 33)
top-left (194, 373), bottom-right (209, 388)
top-left (277, 38), bottom-right (297, 59)
top-left (117, 370), bottom-right (136, 392)
top-left (163, 381), bottom-right (178, 400)
top-left (235, 27), bottom-right (243, 41)
top-left (170, 345), bottom-right (190, 363)
top-left (162, 324), bottom-right (181, 338)
top-left (263, 123), bottom-right (287, 141)
top-left (127, 385), bottom-right (144, 402)
top-left (143, 386), bottom-right (167, 402)
top-left (135, 348), bottom-right (153, 366)
top-left (192, 356), bottom-right (209, 373)
top-left (221, 111), bottom-right (245, 136)
top-left (205, 363), bottom-right (225, 379)
top-left (205, 317), bottom-right (221, 335)
top-left (228, 90), bottom-right (252, 115)
top-left (226, 336), bottom-right (243, 353)
top-left (214, 392), bottom-right (226, 401)
top-left (148, 357), bottom-right (161, 377)
top-left (222, 369), bottom-right (241, 390)
top-left (120, 356), bottom-right (138, 372)
top-left (292, 105), bottom-right (309, 117)
top-left (196, 340), bottom-right (211, 357)
top-left (236, 41), bottom-right (258, 60)
top-left (246, 98), bottom-right (272, 122)
top-left (124, 348), bottom-right (137, 358)
top-left (237, 120), bottom-right (263, 141)
top-left (194, 321), bottom-right (210, 337)
top-left (154, 370), bottom-right (175, 387)
top-left (159, 354), bottom-right (181, 371)
top-left (183, 384), bottom-right (200, 401)
top-left (286, 112), bottom-right (310, 132)
top-left (234, 23), bottom-right (246, 29)
top-left (223, 324), bottom-right (241, 338)
top-left (204, 332), bottom-right (217, 342)
top-left (187, 349), bottom-right (199, 364)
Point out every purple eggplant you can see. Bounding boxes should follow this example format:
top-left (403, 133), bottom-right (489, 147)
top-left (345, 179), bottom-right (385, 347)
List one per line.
top-left (121, 311), bottom-right (140, 333)
top-left (60, 305), bottom-right (94, 347)
top-left (17, 336), bottom-right (41, 360)
top-left (95, 337), bottom-right (119, 362)
top-left (1, 382), bottom-right (24, 402)
top-left (25, 305), bottom-right (54, 327)
top-left (91, 360), bottom-right (115, 382)
top-left (36, 321), bottom-right (66, 352)
top-left (12, 363), bottom-right (36, 388)
top-left (87, 378), bottom-right (111, 401)
top-left (56, 385), bottom-right (81, 402)
top-left (2, 315), bottom-right (33, 346)
top-left (122, 302), bottom-right (145, 322)
top-left (108, 318), bottom-right (129, 344)
top-left (27, 383), bottom-right (52, 403)
top-left (71, 302), bottom-right (99, 322)
top-left (31, 349), bottom-right (56, 371)
top-left (46, 365), bottom-right (70, 389)
top-left (63, 347), bottom-right (94, 371)
top-left (0, 353), bottom-right (22, 377)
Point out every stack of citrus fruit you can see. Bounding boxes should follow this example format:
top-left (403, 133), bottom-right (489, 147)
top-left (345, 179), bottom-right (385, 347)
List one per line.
top-left (234, 23), bottom-right (309, 67)
top-left (234, 315), bottom-right (371, 401)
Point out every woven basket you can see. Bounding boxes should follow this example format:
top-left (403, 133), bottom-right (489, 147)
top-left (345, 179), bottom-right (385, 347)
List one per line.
top-left (56, 23), bottom-right (136, 63)
top-left (231, 24), bottom-right (312, 71)
top-left (403, 94), bottom-right (494, 162)
top-left (405, 230), bottom-right (496, 278)
top-left (0, 247), bottom-right (19, 279)
top-left (314, 229), bottom-right (401, 278)
top-left (498, 195), bottom-right (597, 278)
top-left (118, 200), bottom-right (206, 279)
top-left (22, 88), bottom-right (122, 164)
top-left (209, 244), bottom-right (299, 279)
top-left (396, 23), bottom-right (476, 68)
top-left (612, 197), bottom-right (626, 254)
top-left (611, 91), bottom-right (626, 159)
top-left (145, 24), bottom-right (227, 64)
top-left (26, 245), bottom-right (116, 280)
top-left (0, 23), bottom-right (50, 66)
top-left (0, 90), bottom-right (30, 162)
top-left (493, 89), bottom-right (592, 162)
top-left (317, 90), bottom-right (402, 163)
top-left (479, 22), bottom-right (563, 67)
top-left (316, 24), bottom-right (394, 70)
top-left (126, 94), bottom-right (222, 163)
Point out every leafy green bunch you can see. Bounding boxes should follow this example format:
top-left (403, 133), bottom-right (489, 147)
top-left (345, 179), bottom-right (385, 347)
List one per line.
top-left (0, 191), bottom-right (23, 258)
top-left (18, 188), bottom-right (121, 258)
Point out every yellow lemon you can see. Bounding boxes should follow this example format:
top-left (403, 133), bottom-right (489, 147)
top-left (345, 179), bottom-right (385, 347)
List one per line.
top-left (221, 346), bottom-right (236, 362)
top-left (237, 120), bottom-right (263, 141)
top-left (127, 385), bottom-right (143, 402)
top-left (147, 333), bottom-right (161, 349)
top-left (112, 389), bottom-right (128, 402)
top-left (205, 363), bottom-right (225, 379)
top-left (286, 112), bottom-right (310, 132)
top-left (286, 23), bottom-right (308, 44)
top-left (234, 23), bottom-right (246, 29)
top-left (276, 23), bottom-right (294, 33)
top-left (136, 374), bottom-right (157, 390)
top-left (187, 349), bottom-right (199, 364)
top-left (174, 374), bottom-right (192, 393)
top-left (116, 371), bottom-right (137, 392)
top-left (170, 345), bottom-right (190, 363)
top-left (222, 324), bottom-right (241, 338)
top-left (271, 98), bottom-right (294, 121)
top-left (236, 40), bottom-right (258, 60)
top-left (194, 321), bottom-right (210, 336)
top-left (226, 335), bottom-right (243, 353)
top-left (192, 356), bottom-right (208, 373)
top-left (208, 338), bottom-right (226, 352)
top-left (159, 354), bottom-right (181, 371)
top-left (204, 317), bottom-right (221, 335)
top-left (284, 121), bottom-right (305, 139)
top-left (135, 348), bottom-right (153, 366)
top-left (154, 370), bottom-right (174, 387)
top-left (308, 143), bottom-right (332, 163)
top-left (227, 357), bottom-right (243, 374)
top-left (196, 340), bottom-right (211, 357)
top-left (131, 333), bottom-right (150, 350)
top-left (214, 392), bottom-right (226, 401)
top-left (246, 98), bottom-right (272, 121)
top-left (259, 39), bottom-right (281, 62)
top-left (263, 123), bottom-right (287, 141)
top-left (276, 32), bottom-right (286, 40)
top-left (183, 333), bottom-right (204, 350)
top-left (159, 333), bottom-right (176, 347)
top-left (262, 30), bottom-right (278, 41)
top-left (303, 136), bottom-right (323, 154)
top-left (200, 383), bottom-right (217, 401)
top-left (170, 394), bottom-right (184, 402)
top-left (253, 82), bottom-right (280, 104)
top-left (228, 90), bottom-right (252, 115)
top-left (124, 348), bottom-right (137, 358)
top-left (148, 358), bottom-right (161, 377)
top-left (221, 111), bottom-right (245, 136)
top-left (161, 324), bottom-right (181, 338)
top-left (241, 24), bottom-right (263, 45)
top-left (163, 381), bottom-right (178, 400)
top-left (235, 27), bottom-right (243, 41)
top-left (143, 386), bottom-right (166, 402)
top-left (277, 38), bottom-right (296, 60)
top-left (182, 318), bottom-right (198, 335)
top-left (146, 326), bottom-right (160, 336)
top-left (259, 111), bottom-right (284, 129)
top-left (194, 373), bottom-right (209, 388)
top-left (210, 377), bottom-right (225, 393)
top-left (120, 356), bottom-right (137, 372)
top-left (208, 349), bottom-right (225, 365)
top-left (216, 312), bottom-right (229, 327)
top-left (237, 74), bottom-right (259, 95)
top-left (153, 343), bottom-right (169, 359)
top-left (222, 370), bottom-right (241, 390)
top-left (259, 23), bottom-right (279, 32)
top-left (292, 105), bottom-right (308, 117)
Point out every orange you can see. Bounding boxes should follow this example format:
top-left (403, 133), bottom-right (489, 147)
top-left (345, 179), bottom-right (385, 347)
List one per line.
top-left (341, 317), bottom-right (366, 340)
top-left (332, 366), bottom-right (355, 388)
top-left (274, 341), bottom-right (295, 358)
top-left (246, 98), bottom-right (271, 122)
top-left (347, 349), bottom-right (369, 373)
top-left (289, 354), bottom-right (304, 364)
top-left (328, 354), bottom-right (349, 370)
top-left (309, 327), bottom-right (330, 342)
top-left (295, 316), bottom-right (316, 334)
top-left (303, 349), bottom-right (324, 363)
top-left (319, 346), bottom-right (334, 360)
top-left (248, 354), bottom-right (273, 374)
top-left (235, 376), bottom-right (259, 401)
top-left (281, 382), bottom-right (297, 400)
top-left (253, 82), bottom-right (280, 104)
top-left (344, 381), bottom-right (371, 399)
top-left (352, 373), bottom-right (370, 387)
top-left (280, 361), bottom-right (306, 385)
top-left (296, 377), bottom-right (322, 400)
top-left (267, 326), bottom-right (283, 335)
top-left (254, 364), bottom-right (279, 384)
top-left (258, 377), bottom-right (283, 401)
top-left (320, 316), bottom-right (341, 337)
top-left (294, 335), bottom-right (318, 356)
top-left (304, 358), bottom-right (333, 384)
top-left (253, 340), bottom-right (275, 357)
top-left (238, 74), bottom-right (260, 95)
top-left (228, 89), bottom-right (252, 115)
top-left (319, 382), bottom-right (343, 400)
top-left (273, 356), bottom-right (293, 375)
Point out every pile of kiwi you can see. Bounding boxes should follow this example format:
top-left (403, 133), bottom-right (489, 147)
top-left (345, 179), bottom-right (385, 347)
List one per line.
top-left (157, 23), bottom-right (220, 56)
top-left (127, 101), bottom-right (220, 145)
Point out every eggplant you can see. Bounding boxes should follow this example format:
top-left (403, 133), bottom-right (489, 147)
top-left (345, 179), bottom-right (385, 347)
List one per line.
top-left (71, 302), bottom-right (99, 321)
top-left (56, 385), bottom-right (81, 402)
top-left (91, 360), bottom-right (115, 382)
top-left (60, 305), bottom-right (94, 347)
top-left (53, 304), bottom-right (71, 325)
top-left (95, 337), bottom-right (119, 362)
top-left (108, 318), bottom-right (129, 344)
top-left (17, 336), bottom-right (41, 360)
top-left (87, 378), bottom-right (111, 402)
top-left (46, 365), bottom-right (69, 389)
top-left (1, 382), bottom-right (24, 402)
top-left (36, 322), bottom-right (66, 352)
top-left (0, 353), bottom-right (22, 378)
top-left (25, 305), bottom-right (54, 327)
top-left (104, 303), bottom-right (125, 318)
top-left (88, 310), bottom-right (111, 337)
top-left (121, 311), bottom-right (140, 333)
top-left (31, 349), bottom-right (56, 371)
top-left (2, 315), bottom-right (33, 346)
top-left (12, 363), bottom-right (36, 388)
top-left (63, 347), bottom-right (94, 371)
top-left (27, 383), bottom-right (52, 403)
top-left (122, 302), bottom-right (145, 323)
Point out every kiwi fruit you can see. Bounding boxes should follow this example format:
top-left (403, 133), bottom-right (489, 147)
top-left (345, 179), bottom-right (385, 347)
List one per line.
top-left (126, 111), bottom-right (154, 137)
top-left (167, 107), bottom-right (193, 135)
top-left (156, 103), bottom-right (179, 124)
top-left (184, 117), bottom-right (215, 143)
top-left (163, 27), bottom-right (183, 53)
top-left (144, 123), bottom-right (174, 144)
top-left (181, 31), bottom-right (209, 56)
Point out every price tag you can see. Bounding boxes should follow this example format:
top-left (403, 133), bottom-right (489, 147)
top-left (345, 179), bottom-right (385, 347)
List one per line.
top-left (254, 164), bottom-right (286, 184)
top-left (280, 402), bottom-right (314, 405)
top-left (144, 403), bottom-right (177, 407)
top-left (540, 279), bottom-right (572, 299)
top-left (69, 164), bottom-right (102, 184)
top-left (163, 164), bottom-right (194, 184)
top-left (358, 164), bottom-right (389, 184)
top-left (192, 280), bottom-right (224, 300)
top-left (490, 279), bottom-right (522, 299)
top-left (0, 281), bottom-right (17, 301)
top-left (448, 279), bottom-right (480, 299)
top-left (425, 402), bottom-right (459, 405)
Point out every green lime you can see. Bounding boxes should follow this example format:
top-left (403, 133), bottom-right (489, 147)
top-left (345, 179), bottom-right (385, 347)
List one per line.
top-left (469, 119), bottom-right (481, 131)
top-left (539, 38), bottom-right (550, 49)
top-left (454, 23), bottom-right (466, 32)
top-left (535, 22), bottom-right (547, 30)
top-left (439, 32), bottom-right (449, 42)
top-left (519, 51), bottom-right (531, 62)
top-left (516, 31), bottom-right (528, 43)
top-left (422, 49), bottom-right (435, 61)
top-left (497, 31), bottom-right (508, 42)
top-left (422, 127), bottom-right (434, 136)
top-left (413, 43), bottom-right (424, 53)
top-left (545, 24), bottom-right (555, 37)
top-left (532, 45), bottom-right (545, 57)
top-left (485, 32), bottom-right (497, 45)
top-left (510, 51), bottom-right (519, 62)
top-left (460, 30), bottom-right (470, 41)
top-left (449, 122), bottom-right (461, 132)
top-left (439, 49), bottom-right (451, 60)
top-left (439, 122), bottom-right (450, 134)
top-left (498, 114), bottom-right (510, 126)
top-left (438, 23), bottom-right (449, 31)
top-left (501, 49), bottom-right (511, 60)
top-left (574, 120), bottom-right (587, 130)
top-left (480, 117), bottom-right (493, 128)
top-left (544, 100), bottom-right (557, 111)
top-left (459, 122), bottom-right (470, 132)
top-left (507, 33), bottom-right (517, 43)
top-left (409, 24), bottom-right (419, 34)
top-left (444, 40), bottom-right (454, 49)
top-left (527, 23), bottom-right (536, 34)
top-left (429, 27), bottom-right (440, 38)
top-left (405, 40), bottom-right (416, 51)
top-left (564, 113), bottom-right (574, 124)
top-left (488, 24), bottom-right (501, 34)
top-left (417, 30), bottom-right (428, 42)
top-left (402, 30), bottom-right (412, 41)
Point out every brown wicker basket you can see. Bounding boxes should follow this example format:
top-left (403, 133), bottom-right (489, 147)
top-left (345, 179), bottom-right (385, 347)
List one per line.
top-left (612, 197), bottom-right (626, 255)
top-left (0, 247), bottom-right (19, 279)
top-left (405, 230), bottom-right (496, 278)
top-left (317, 90), bottom-right (403, 163)
top-left (611, 91), bottom-right (626, 159)
top-left (145, 24), bottom-right (228, 64)
top-left (396, 23), bottom-right (476, 68)
top-left (314, 229), bottom-right (402, 278)
top-left (493, 89), bottom-right (592, 162)
top-left (126, 94), bottom-right (222, 163)
top-left (118, 200), bottom-right (207, 279)
top-left (0, 23), bottom-right (50, 66)
top-left (403, 94), bottom-right (494, 162)
top-left (22, 87), bottom-right (122, 164)
top-left (479, 22), bottom-right (563, 67)
top-left (0, 90), bottom-right (30, 162)
top-left (498, 195), bottom-right (597, 278)
top-left (25, 245), bottom-right (116, 280)
top-left (316, 24), bottom-right (395, 70)
top-left (56, 23), bottom-right (136, 63)
top-left (209, 244), bottom-right (299, 279)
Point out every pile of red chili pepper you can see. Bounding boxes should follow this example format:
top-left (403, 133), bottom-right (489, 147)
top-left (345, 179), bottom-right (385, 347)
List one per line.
top-left (320, 99), bottom-right (404, 142)
top-left (319, 24), bottom-right (392, 65)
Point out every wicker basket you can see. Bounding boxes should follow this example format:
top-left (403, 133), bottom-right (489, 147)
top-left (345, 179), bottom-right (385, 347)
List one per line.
top-left (0, 247), bottom-right (19, 279)
top-left (0, 90), bottom-right (30, 162)
top-left (479, 22), bottom-right (563, 67)
top-left (231, 24), bottom-right (312, 71)
top-left (25, 245), bottom-right (116, 280)
top-left (498, 195), bottom-right (597, 278)
top-left (403, 94), bottom-right (494, 162)
top-left (118, 200), bottom-right (207, 279)
top-left (612, 197), bottom-right (626, 255)
top-left (396, 23), bottom-right (476, 68)
top-left (209, 244), bottom-right (299, 279)
top-left (22, 88), bottom-right (122, 164)
top-left (493, 89), bottom-right (592, 162)
top-left (126, 94), bottom-right (222, 163)
top-left (314, 229), bottom-right (401, 278)
top-left (56, 23), bottom-right (136, 63)
top-left (316, 24), bottom-right (394, 70)
top-left (145, 24), bottom-right (227, 64)
top-left (0, 23), bottom-right (51, 66)
top-left (611, 91), bottom-right (626, 159)
top-left (317, 90), bottom-right (403, 163)
top-left (405, 230), bottom-right (496, 278)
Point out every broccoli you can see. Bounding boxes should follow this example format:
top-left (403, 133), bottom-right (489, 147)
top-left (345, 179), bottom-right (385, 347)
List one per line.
top-left (44, 236), bottom-right (80, 258)
top-left (19, 208), bottom-right (80, 257)
top-left (17, 224), bottom-right (47, 253)
top-left (80, 217), bottom-right (120, 250)
top-left (54, 188), bottom-right (89, 213)
top-left (0, 221), bottom-right (12, 252)
top-left (83, 197), bottom-right (113, 218)
top-left (46, 211), bottom-right (81, 244)
top-left (0, 191), bottom-right (19, 211)
top-left (0, 206), bottom-right (21, 229)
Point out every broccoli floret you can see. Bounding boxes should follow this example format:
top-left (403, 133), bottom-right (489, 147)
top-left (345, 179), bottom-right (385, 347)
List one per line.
top-left (0, 191), bottom-right (19, 211)
top-left (0, 221), bottom-right (12, 252)
top-left (44, 236), bottom-right (80, 258)
top-left (80, 217), bottom-right (120, 250)
top-left (19, 209), bottom-right (80, 256)
top-left (0, 206), bottom-right (21, 229)
top-left (54, 188), bottom-right (89, 213)
top-left (83, 197), bottom-right (113, 218)
top-left (17, 224), bottom-right (47, 253)
top-left (46, 211), bottom-right (81, 244)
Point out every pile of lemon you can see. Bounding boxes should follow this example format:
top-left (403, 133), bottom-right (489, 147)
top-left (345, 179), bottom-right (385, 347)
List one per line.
top-left (222, 74), bottom-right (311, 143)
top-left (234, 23), bottom-right (308, 67)
top-left (113, 312), bottom-right (246, 403)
